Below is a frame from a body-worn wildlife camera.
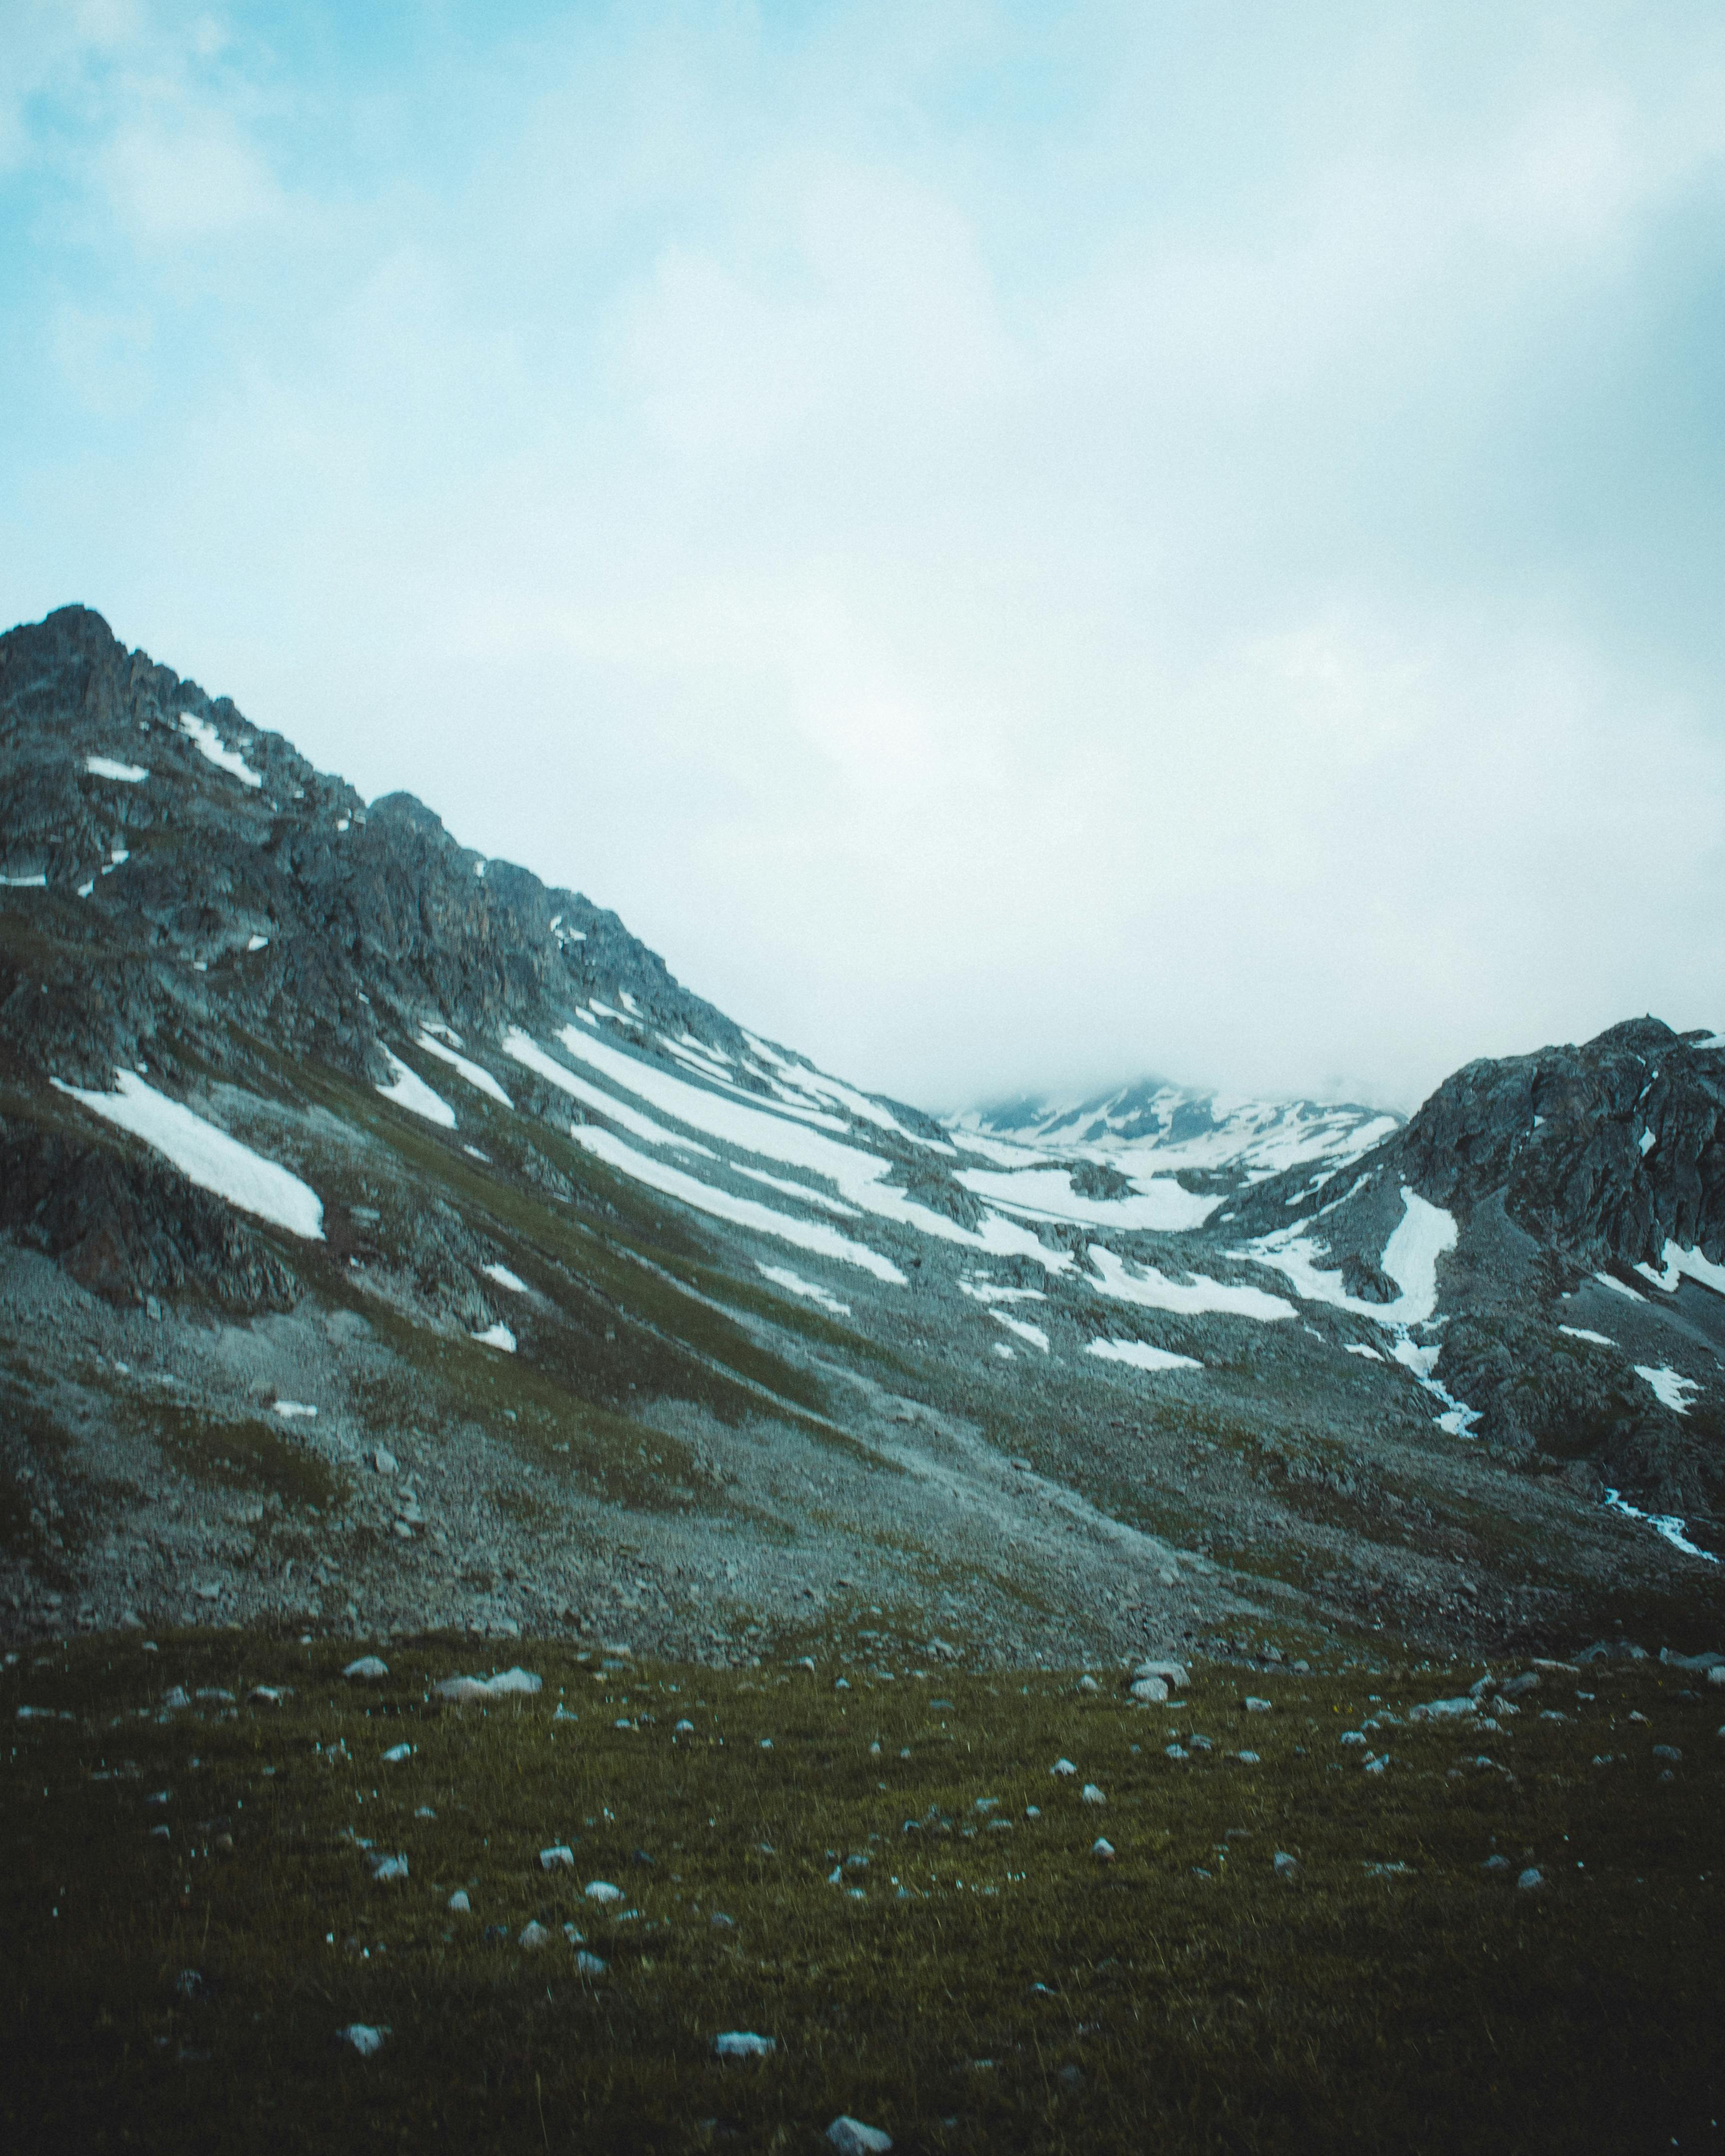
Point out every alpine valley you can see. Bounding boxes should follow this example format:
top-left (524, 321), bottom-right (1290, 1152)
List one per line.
top-left (2, 605), bottom-right (1722, 1666)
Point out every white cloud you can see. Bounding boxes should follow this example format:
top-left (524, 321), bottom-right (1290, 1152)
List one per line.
top-left (3, 3), bottom-right (1724, 1111)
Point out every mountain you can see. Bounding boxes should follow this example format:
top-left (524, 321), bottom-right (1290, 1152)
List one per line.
top-left (1, 605), bottom-right (1721, 1663)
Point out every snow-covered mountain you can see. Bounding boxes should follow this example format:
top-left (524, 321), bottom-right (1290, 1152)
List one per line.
top-left (1, 606), bottom-right (1721, 1664)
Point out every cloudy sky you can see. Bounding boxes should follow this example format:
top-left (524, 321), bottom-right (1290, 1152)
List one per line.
top-left (3, 2), bottom-right (1722, 1111)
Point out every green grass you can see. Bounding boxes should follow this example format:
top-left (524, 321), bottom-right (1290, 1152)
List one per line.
top-left (3, 1634), bottom-right (1721, 2153)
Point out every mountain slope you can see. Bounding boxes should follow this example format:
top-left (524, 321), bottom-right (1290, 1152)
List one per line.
top-left (1, 606), bottom-right (1720, 1662)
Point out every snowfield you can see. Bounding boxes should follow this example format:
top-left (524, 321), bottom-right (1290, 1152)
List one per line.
top-left (1236, 1187), bottom-right (1457, 1328)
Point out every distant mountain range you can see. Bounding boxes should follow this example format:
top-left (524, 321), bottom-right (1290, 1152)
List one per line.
top-left (1, 605), bottom-right (1720, 1663)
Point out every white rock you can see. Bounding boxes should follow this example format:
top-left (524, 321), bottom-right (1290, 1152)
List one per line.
top-left (1412, 1697), bottom-right (1476, 1721)
top-left (339, 2023), bottom-right (387, 2057)
top-left (436, 1667), bottom-right (542, 1702)
top-left (828, 2118), bottom-right (893, 2154)
top-left (714, 2031), bottom-right (776, 2059)
top-left (343, 1656), bottom-right (389, 1683)
top-left (1092, 1837), bottom-right (1115, 1861)
top-left (675, 1719), bottom-right (694, 1733)
top-left (576, 1950), bottom-right (607, 1976)
top-left (382, 1742), bottom-right (412, 1763)
top-left (584, 1881), bottom-right (623, 1904)
top-left (1517, 1867), bottom-right (1544, 1891)
top-left (1273, 1851), bottom-right (1300, 1879)
top-left (519, 1920), bottom-right (551, 1950)
top-left (1050, 1758), bottom-right (1077, 1777)
top-left (541, 1844), bottom-right (575, 1870)
top-left (1080, 1783), bottom-right (1106, 1805)
top-left (1243, 1697), bottom-right (1273, 1713)
top-left (1129, 1677), bottom-right (1169, 1704)
top-left (369, 1853), bottom-right (409, 1882)
top-left (447, 1889), bottom-right (470, 1912)
top-left (372, 1447), bottom-right (398, 1475)
top-left (1134, 1659), bottom-right (1189, 1689)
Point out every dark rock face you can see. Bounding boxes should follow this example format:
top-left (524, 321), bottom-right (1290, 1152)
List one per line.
top-left (0, 605), bottom-right (747, 1102)
top-left (1396, 1018), bottom-right (1725, 1273)
top-left (0, 1114), bottom-right (296, 1312)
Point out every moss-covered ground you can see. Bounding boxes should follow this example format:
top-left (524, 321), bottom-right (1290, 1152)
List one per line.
top-left (2, 1633), bottom-right (1721, 2154)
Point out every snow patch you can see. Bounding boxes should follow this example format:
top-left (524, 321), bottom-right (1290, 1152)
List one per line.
top-left (1087, 1245), bottom-right (1294, 1323)
top-left (52, 1072), bottom-right (324, 1239)
top-left (84, 755), bottom-right (149, 783)
top-left (483, 1263), bottom-right (529, 1295)
top-left (1634, 1240), bottom-right (1725, 1300)
top-left (375, 1050), bottom-right (456, 1129)
top-left (1087, 1338), bottom-right (1202, 1374)
top-left (1560, 1326), bottom-right (1615, 1348)
top-left (1603, 1487), bottom-right (1717, 1564)
top-left (471, 1323), bottom-right (517, 1352)
top-left (1238, 1187), bottom-right (1455, 1327)
top-left (179, 713), bottom-right (262, 787)
top-left (416, 1031), bottom-right (513, 1108)
top-left (756, 1264), bottom-right (852, 1317)
top-left (1634, 1364), bottom-right (1701, 1415)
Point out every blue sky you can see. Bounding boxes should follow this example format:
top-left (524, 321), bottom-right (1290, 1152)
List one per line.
top-left (3, 1), bottom-right (1722, 1108)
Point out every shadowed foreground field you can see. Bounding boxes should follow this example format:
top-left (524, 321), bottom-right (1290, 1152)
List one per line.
top-left (2, 1633), bottom-right (1721, 2154)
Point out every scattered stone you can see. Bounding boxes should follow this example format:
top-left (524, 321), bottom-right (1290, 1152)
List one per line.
top-left (369, 1853), bottom-right (408, 1883)
top-left (828, 2117), bottom-right (893, 2154)
top-left (372, 1448), bottom-right (398, 1475)
top-left (1273, 1851), bottom-right (1300, 1880)
top-left (1077, 1675), bottom-right (1100, 1693)
top-left (713, 2032), bottom-right (776, 2059)
top-left (162, 1687), bottom-right (191, 1710)
top-left (1411, 1697), bottom-right (1475, 1721)
top-left (1092, 1837), bottom-right (1116, 1862)
top-left (343, 1657), bottom-right (389, 1683)
top-left (674, 1718), bottom-right (695, 1733)
top-left (576, 1951), bottom-right (607, 1976)
top-left (1652, 1745), bottom-right (1682, 1762)
top-left (248, 1685), bottom-right (288, 1706)
top-left (519, 1921), bottom-right (551, 1950)
top-left (584, 1881), bottom-right (623, 1905)
top-left (382, 1743), bottom-right (412, 1763)
top-left (1129, 1677), bottom-right (1169, 1704)
top-left (339, 2024), bottom-right (387, 2057)
top-left (1050, 1758), bottom-right (1077, 1777)
top-left (1080, 1783), bottom-right (1106, 1805)
top-left (1517, 1867), bottom-right (1543, 1891)
top-left (1237, 1749), bottom-right (1260, 1764)
top-left (447, 1889), bottom-right (470, 1912)
top-left (541, 1845), bottom-right (575, 1870)
top-left (1481, 1855), bottom-right (1509, 1872)
top-left (1243, 1697), bottom-right (1272, 1713)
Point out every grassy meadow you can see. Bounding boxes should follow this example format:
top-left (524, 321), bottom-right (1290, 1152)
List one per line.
top-left (3, 1630), bottom-right (1722, 2154)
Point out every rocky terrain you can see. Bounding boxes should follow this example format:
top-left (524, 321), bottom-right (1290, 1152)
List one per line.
top-left (1, 605), bottom-right (1721, 1664)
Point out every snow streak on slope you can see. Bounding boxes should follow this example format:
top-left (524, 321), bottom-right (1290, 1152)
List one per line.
top-left (53, 1072), bottom-right (324, 1239)
top-left (417, 1029), bottom-right (513, 1107)
top-left (571, 1123), bottom-right (907, 1283)
top-left (1634, 1241), bottom-right (1725, 1299)
top-left (532, 1026), bottom-right (1071, 1272)
top-left (1085, 1246), bottom-right (1295, 1323)
top-left (1087, 1338), bottom-right (1203, 1374)
top-left (375, 1049), bottom-right (456, 1129)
